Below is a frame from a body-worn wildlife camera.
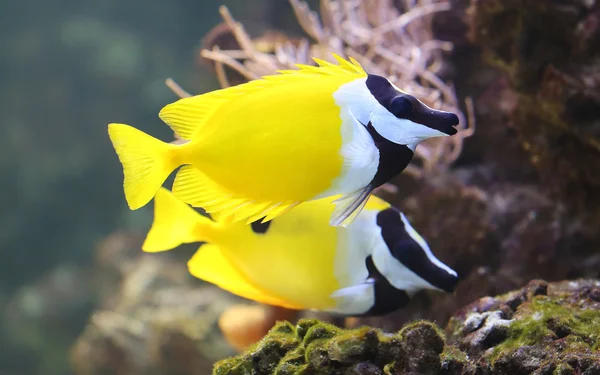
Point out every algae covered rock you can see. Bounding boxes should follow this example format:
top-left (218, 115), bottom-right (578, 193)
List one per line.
top-left (213, 319), bottom-right (447, 375)
top-left (215, 280), bottom-right (600, 375)
top-left (447, 279), bottom-right (600, 374)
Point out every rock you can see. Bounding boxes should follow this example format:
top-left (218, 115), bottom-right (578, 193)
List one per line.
top-left (447, 279), bottom-right (600, 374)
top-left (70, 233), bottom-right (246, 375)
top-left (213, 319), bottom-right (447, 375)
top-left (214, 279), bottom-right (600, 375)
top-left (466, 0), bottom-right (600, 232)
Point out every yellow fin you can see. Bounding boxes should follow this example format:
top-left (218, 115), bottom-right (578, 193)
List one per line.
top-left (261, 201), bottom-right (301, 222)
top-left (277, 53), bottom-right (367, 78)
top-left (108, 123), bottom-right (178, 210)
top-left (188, 244), bottom-right (304, 309)
top-left (172, 165), bottom-right (301, 224)
top-left (158, 89), bottom-right (245, 140)
top-left (142, 188), bottom-right (219, 252)
top-left (159, 53), bottom-right (365, 140)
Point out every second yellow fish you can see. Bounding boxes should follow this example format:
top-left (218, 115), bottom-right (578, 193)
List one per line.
top-left (143, 188), bottom-right (458, 316)
top-left (108, 54), bottom-right (459, 226)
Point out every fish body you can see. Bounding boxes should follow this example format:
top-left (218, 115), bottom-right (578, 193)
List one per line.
top-left (143, 188), bottom-right (458, 316)
top-left (108, 54), bottom-right (459, 227)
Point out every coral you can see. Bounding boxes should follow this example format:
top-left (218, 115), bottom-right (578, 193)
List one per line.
top-left (213, 319), bottom-right (446, 375)
top-left (186, 0), bottom-right (475, 177)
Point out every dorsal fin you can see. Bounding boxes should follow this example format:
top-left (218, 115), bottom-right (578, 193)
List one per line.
top-left (158, 53), bottom-right (367, 140)
top-left (276, 53), bottom-right (367, 78)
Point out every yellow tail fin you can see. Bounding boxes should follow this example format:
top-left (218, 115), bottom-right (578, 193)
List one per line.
top-left (108, 123), bottom-right (178, 210)
top-left (142, 188), bottom-right (219, 252)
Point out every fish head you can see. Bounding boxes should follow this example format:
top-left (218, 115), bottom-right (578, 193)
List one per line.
top-left (374, 208), bottom-right (459, 295)
top-left (364, 74), bottom-right (459, 147)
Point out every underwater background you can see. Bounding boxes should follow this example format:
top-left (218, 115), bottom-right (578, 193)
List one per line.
top-left (2, 0), bottom-right (600, 374)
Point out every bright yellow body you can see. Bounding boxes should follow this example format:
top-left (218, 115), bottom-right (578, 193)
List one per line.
top-left (177, 76), bottom-right (347, 202)
top-left (143, 188), bottom-right (390, 311)
top-left (107, 55), bottom-right (368, 225)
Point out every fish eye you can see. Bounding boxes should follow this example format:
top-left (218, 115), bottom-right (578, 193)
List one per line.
top-left (389, 96), bottom-right (414, 119)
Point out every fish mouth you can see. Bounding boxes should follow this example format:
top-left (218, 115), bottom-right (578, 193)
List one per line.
top-left (437, 112), bottom-right (459, 136)
top-left (411, 101), bottom-right (459, 136)
top-left (424, 110), bottom-right (459, 136)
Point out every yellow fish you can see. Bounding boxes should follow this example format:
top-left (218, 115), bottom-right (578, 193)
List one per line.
top-left (108, 54), bottom-right (458, 227)
top-left (143, 188), bottom-right (458, 316)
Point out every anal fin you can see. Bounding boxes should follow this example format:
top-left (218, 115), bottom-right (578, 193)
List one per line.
top-left (172, 165), bottom-right (301, 224)
top-left (329, 185), bottom-right (373, 227)
top-left (188, 244), bottom-right (303, 309)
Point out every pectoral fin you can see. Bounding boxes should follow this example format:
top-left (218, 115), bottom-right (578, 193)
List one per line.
top-left (187, 244), bottom-right (304, 310)
top-left (329, 185), bottom-right (373, 227)
top-left (329, 279), bottom-right (376, 315)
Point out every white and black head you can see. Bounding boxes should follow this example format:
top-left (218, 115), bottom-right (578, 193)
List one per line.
top-left (375, 207), bottom-right (459, 295)
top-left (357, 74), bottom-right (459, 148)
top-left (347, 207), bottom-right (458, 317)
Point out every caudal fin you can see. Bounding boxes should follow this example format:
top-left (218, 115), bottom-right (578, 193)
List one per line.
top-left (142, 188), bottom-right (218, 252)
top-left (108, 123), bottom-right (177, 210)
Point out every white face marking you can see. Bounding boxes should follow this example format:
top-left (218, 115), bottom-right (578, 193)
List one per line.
top-left (316, 78), bottom-right (379, 199)
top-left (327, 205), bottom-right (383, 315)
top-left (327, 205), bottom-right (456, 315)
top-left (333, 206), bottom-right (379, 287)
top-left (372, 243), bottom-right (439, 293)
top-left (334, 77), bottom-right (450, 150)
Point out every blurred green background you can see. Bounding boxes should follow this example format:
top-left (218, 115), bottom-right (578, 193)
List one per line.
top-left (0, 1), bottom-right (314, 374)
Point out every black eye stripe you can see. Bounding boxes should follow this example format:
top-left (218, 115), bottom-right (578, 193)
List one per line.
top-left (365, 74), bottom-right (400, 114)
top-left (365, 74), bottom-right (459, 136)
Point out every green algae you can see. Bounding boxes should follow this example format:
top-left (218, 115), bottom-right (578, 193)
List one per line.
top-left (212, 319), bottom-right (447, 375)
top-left (489, 296), bottom-right (600, 364)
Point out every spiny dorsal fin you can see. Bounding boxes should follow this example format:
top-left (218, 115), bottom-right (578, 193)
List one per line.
top-left (159, 53), bottom-right (366, 140)
top-left (276, 53), bottom-right (367, 78)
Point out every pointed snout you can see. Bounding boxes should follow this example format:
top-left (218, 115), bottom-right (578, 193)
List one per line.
top-left (428, 110), bottom-right (459, 136)
top-left (411, 97), bottom-right (460, 136)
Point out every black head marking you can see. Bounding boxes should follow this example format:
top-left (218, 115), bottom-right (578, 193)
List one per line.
top-left (366, 122), bottom-right (414, 188)
top-left (375, 208), bottom-right (459, 293)
top-left (362, 256), bottom-right (411, 316)
top-left (250, 217), bottom-right (271, 234)
top-left (365, 74), bottom-right (459, 136)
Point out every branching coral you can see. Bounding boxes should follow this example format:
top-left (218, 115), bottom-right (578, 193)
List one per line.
top-left (183, 0), bottom-right (474, 177)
